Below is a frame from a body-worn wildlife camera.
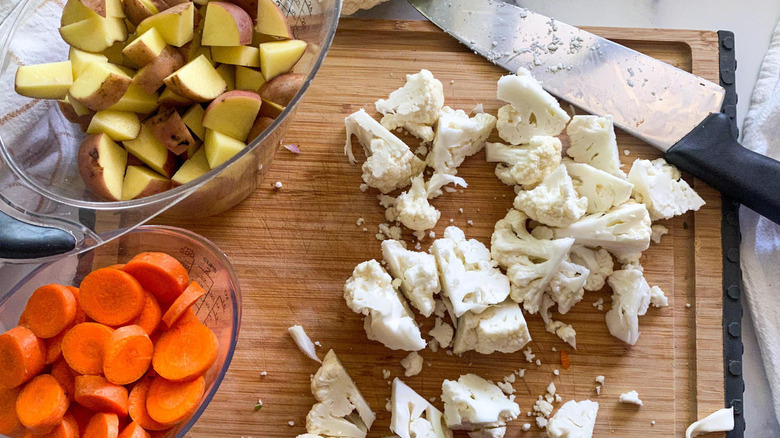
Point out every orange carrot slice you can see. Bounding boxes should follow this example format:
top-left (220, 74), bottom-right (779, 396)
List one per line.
top-left (15, 374), bottom-right (69, 434)
top-left (103, 325), bottom-right (153, 386)
top-left (127, 377), bottom-right (168, 431)
top-left (0, 326), bottom-right (46, 388)
top-left (74, 375), bottom-right (129, 417)
top-left (130, 293), bottom-right (162, 336)
top-left (45, 306), bottom-right (87, 366)
top-left (160, 282), bottom-right (205, 330)
top-left (122, 253), bottom-right (189, 305)
top-left (152, 322), bottom-right (217, 382)
top-left (173, 308), bottom-right (199, 327)
top-left (83, 413), bottom-right (119, 438)
top-left (68, 404), bottom-right (93, 436)
top-left (145, 376), bottom-right (205, 425)
top-left (17, 309), bottom-right (29, 327)
top-left (23, 411), bottom-right (79, 438)
top-left (62, 322), bottom-right (114, 375)
top-left (24, 284), bottom-right (78, 339)
top-left (79, 268), bottom-right (146, 326)
top-left (118, 421), bottom-right (150, 438)
top-left (0, 386), bottom-right (22, 437)
top-left (50, 358), bottom-right (77, 398)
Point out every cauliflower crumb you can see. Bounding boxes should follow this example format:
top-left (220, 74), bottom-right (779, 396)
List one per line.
top-left (503, 374), bottom-right (516, 384)
top-left (260, 371), bottom-right (267, 376)
top-left (356, 217), bottom-right (365, 226)
top-left (522, 423), bottom-right (531, 431)
top-left (536, 416), bottom-right (548, 429)
top-left (618, 390), bottom-right (643, 406)
top-left (400, 351), bottom-right (424, 377)
top-left (595, 376), bottom-right (605, 385)
top-left (429, 317), bottom-right (454, 348)
top-left (596, 386), bottom-right (601, 395)
top-left (536, 359), bottom-right (541, 366)
top-left (274, 181), bottom-right (283, 189)
top-left (288, 420), bottom-right (294, 427)
top-left (497, 381), bottom-right (515, 395)
top-left (553, 369), bottom-right (559, 376)
top-left (651, 224), bottom-right (669, 244)
top-left (359, 183), bottom-right (369, 192)
top-left (523, 347), bottom-right (536, 363)
top-left (382, 369), bottom-right (391, 379)
top-left (650, 286), bottom-right (669, 308)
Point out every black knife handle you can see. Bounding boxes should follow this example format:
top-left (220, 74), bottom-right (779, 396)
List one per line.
top-left (666, 112), bottom-right (780, 224)
top-left (0, 210), bottom-right (76, 259)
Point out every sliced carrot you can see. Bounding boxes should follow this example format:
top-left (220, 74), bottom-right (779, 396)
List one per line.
top-left (17, 309), bottom-right (29, 327)
top-left (83, 413), bottom-right (119, 438)
top-left (0, 386), bottom-right (22, 437)
top-left (174, 308), bottom-right (199, 327)
top-left (0, 326), bottom-right (46, 388)
top-left (74, 375), bottom-right (129, 417)
top-left (127, 377), bottom-right (168, 431)
top-left (160, 282), bottom-right (205, 330)
top-left (122, 253), bottom-right (189, 305)
top-left (105, 264), bottom-right (126, 270)
top-left (79, 268), bottom-right (146, 326)
top-left (130, 293), bottom-right (163, 336)
top-left (145, 376), bottom-right (205, 425)
top-left (118, 421), bottom-right (150, 438)
top-left (152, 322), bottom-right (217, 382)
top-left (68, 404), bottom-right (94, 436)
top-left (50, 358), bottom-right (77, 398)
top-left (103, 325), bottom-right (153, 386)
top-left (15, 374), bottom-right (69, 434)
top-left (146, 429), bottom-right (172, 438)
top-left (23, 411), bottom-right (79, 438)
top-left (62, 322), bottom-right (114, 375)
top-left (45, 297), bottom-right (88, 366)
top-left (24, 284), bottom-right (78, 339)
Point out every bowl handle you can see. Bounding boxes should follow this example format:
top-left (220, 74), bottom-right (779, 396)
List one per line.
top-left (0, 211), bottom-right (76, 259)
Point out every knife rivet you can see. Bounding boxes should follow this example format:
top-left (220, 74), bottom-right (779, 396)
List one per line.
top-left (728, 322), bottom-right (741, 337)
top-left (722, 36), bottom-right (734, 50)
top-left (722, 70), bottom-right (735, 85)
top-left (725, 211), bottom-right (738, 226)
top-left (728, 360), bottom-right (742, 376)
top-left (726, 247), bottom-right (739, 263)
top-left (727, 285), bottom-right (741, 300)
top-left (731, 399), bottom-right (743, 415)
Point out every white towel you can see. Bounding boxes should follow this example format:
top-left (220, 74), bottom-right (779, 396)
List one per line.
top-left (740, 19), bottom-right (780, 425)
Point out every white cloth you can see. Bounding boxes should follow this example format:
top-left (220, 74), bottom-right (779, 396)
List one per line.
top-left (740, 19), bottom-right (780, 426)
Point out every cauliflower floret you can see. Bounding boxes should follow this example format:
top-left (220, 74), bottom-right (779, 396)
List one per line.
top-left (569, 246), bottom-right (614, 292)
top-left (341, 0), bottom-right (390, 15)
top-left (387, 174), bottom-right (468, 231)
top-left (553, 201), bottom-right (651, 262)
top-left (305, 350), bottom-right (376, 438)
top-left (495, 68), bottom-right (570, 144)
top-left (391, 378), bottom-right (453, 438)
top-left (441, 374), bottom-right (520, 430)
top-left (513, 164), bottom-right (588, 228)
top-left (547, 259), bottom-right (590, 314)
top-left (400, 351), bottom-right (424, 377)
top-left (429, 317), bottom-right (454, 348)
top-left (605, 267), bottom-right (652, 345)
top-left (490, 209), bottom-right (573, 314)
top-left (650, 224), bottom-right (669, 244)
top-left (564, 159), bottom-right (634, 214)
top-left (382, 240), bottom-right (441, 317)
top-left (428, 107), bottom-right (497, 175)
top-left (565, 115), bottom-right (625, 178)
top-left (452, 300), bottom-right (532, 355)
top-left (546, 400), bottom-right (599, 438)
top-left (484, 135), bottom-right (562, 188)
top-left (650, 286), bottom-right (669, 308)
top-left (618, 390), bottom-right (643, 406)
top-left (627, 158), bottom-right (705, 220)
top-left (426, 173), bottom-right (469, 199)
top-left (345, 109), bottom-right (425, 193)
top-left (540, 295), bottom-right (577, 349)
top-left (429, 227), bottom-right (510, 317)
top-left (375, 69), bottom-right (445, 143)
top-left (344, 260), bottom-right (426, 351)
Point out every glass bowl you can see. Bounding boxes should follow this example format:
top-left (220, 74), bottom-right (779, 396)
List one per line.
top-left (0, 0), bottom-right (341, 262)
top-left (0, 225), bottom-right (241, 437)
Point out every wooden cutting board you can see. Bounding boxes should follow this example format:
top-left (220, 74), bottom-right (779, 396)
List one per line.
top-left (154, 19), bottom-right (725, 437)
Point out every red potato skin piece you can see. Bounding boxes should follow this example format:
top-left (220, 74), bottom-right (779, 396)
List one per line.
top-left (145, 106), bottom-right (197, 155)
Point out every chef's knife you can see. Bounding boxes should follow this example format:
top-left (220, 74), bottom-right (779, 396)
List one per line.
top-left (408, 0), bottom-right (780, 224)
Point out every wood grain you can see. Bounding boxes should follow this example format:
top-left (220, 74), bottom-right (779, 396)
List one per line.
top-left (151, 20), bottom-right (725, 437)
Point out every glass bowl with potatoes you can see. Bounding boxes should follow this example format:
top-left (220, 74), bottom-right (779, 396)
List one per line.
top-left (0, 0), bottom-right (340, 261)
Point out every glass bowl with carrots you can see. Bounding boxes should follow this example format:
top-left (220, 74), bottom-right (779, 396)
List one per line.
top-left (0, 225), bottom-right (240, 438)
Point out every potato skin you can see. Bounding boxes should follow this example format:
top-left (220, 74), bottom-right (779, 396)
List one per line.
top-left (211, 2), bottom-right (253, 45)
top-left (259, 73), bottom-right (305, 107)
top-left (225, 0), bottom-right (257, 19)
top-left (78, 134), bottom-right (120, 201)
top-left (133, 46), bottom-right (185, 94)
top-left (145, 106), bottom-right (197, 155)
top-left (57, 100), bottom-right (94, 131)
top-left (74, 73), bottom-right (132, 111)
top-left (246, 116), bottom-right (274, 142)
top-left (122, 0), bottom-right (155, 25)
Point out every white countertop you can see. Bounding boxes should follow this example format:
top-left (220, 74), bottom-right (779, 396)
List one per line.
top-left (354, 0), bottom-right (780, 435)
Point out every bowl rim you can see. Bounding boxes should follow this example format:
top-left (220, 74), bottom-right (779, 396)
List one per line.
top-left (0, 224), bottom-right (242, 437)
top-left (0, 0), bottom-right (343, 212)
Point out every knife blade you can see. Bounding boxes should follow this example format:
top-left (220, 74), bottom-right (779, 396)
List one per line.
top-left (409, 0), bottom-right (780, 225)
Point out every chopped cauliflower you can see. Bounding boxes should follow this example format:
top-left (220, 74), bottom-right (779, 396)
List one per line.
top-left (375, 69), bottom-right (444, 143)
top-left (569, 246), bottom-right (614, 292)
top-left (605, 267), bottom-right (652, 345)
top-left (565, 115), bottom-right (625, 178)
top-left (495, 68), bottom-right (570, 144)
top-left (650, 224), bottom-right (669, 244)
top-left (387, 174), bottom-right (468, 231)
top-left (490, 209), bottom-right (573, 314)
top-left (452, 300), bottom-right (532, 355)
top-left (382, 240), bottom-right (440, 317)
top-left (540, 295), bottom-right (577, 349)
top-left (428, 107), bottom-right (496, 175)
top-left (441, 374), bottom-right (520, 430)
top-left (618, 390), bottom-right (643, 406)
top-left (429, 317), bottom-right (454, 348)
top-left (341, 0), bottom-right (390, 15)
top-left (390, 378), bottom-right (453, 438)
top-left (429, 226), bottom-right (510, 317)
top-left (288, 325), bottom-right (321, 363)
top-left (485, 136), bottom-right (562, 187)
top-left (564, 160), bottom-right (633, 214)
top-left (513, 164), bottom-right (588, 228)
top-left (553, 201), bottom-right (651, 262)
top-left (343, 260), bottom-right (426, 351)
top-left (305, 350), bottom-right (376, 438)
top-left (650, 286), bottom-right (669, 308)
top-left (400, 351), bottom-right (424, 377)
top-left (547, 259), bottom-right (590, 314)
top-left (345, 109), bottom-right (425, 193)
top-left (426, 173), bottom-right (469, 199)
top-left (546, 400), bottom-right (599, 438)
top-left (628, 158), bottom-right (705, 220)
